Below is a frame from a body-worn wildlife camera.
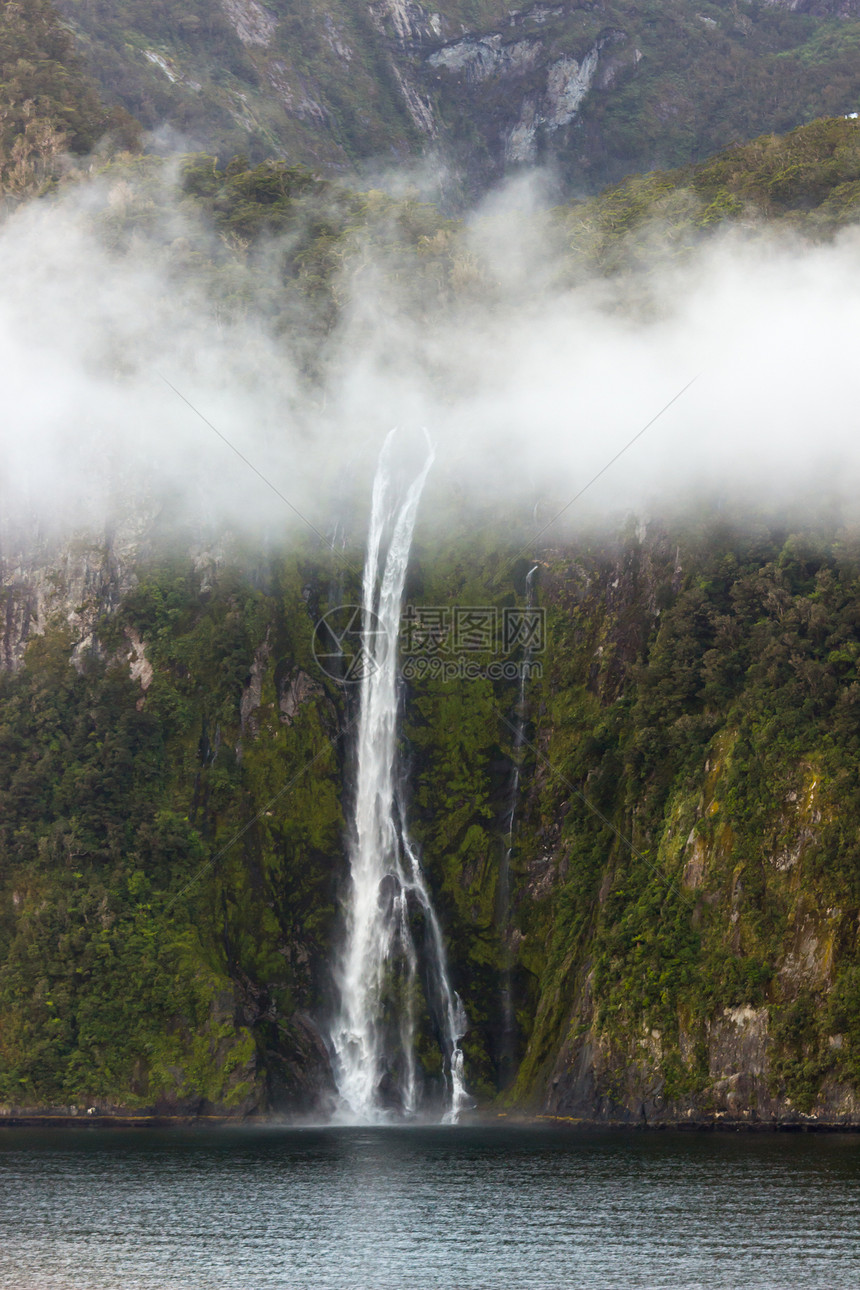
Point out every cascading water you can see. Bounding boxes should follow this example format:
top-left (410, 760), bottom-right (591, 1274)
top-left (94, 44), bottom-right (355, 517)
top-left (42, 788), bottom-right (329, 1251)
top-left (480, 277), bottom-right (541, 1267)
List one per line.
top-left (330, 430), bottom-right (469, 1124)
top-left (498, 563), bottom-right (539, 1087)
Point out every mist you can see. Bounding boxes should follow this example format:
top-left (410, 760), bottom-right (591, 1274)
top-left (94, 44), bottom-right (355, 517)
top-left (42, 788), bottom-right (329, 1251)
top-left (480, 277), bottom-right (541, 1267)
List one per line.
top-left (3, 163), bottom-right (860, 563)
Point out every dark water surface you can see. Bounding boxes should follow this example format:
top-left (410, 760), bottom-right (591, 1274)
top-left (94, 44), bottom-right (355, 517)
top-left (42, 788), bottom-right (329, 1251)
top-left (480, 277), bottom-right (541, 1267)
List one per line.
top-left (0, 1125), bottom-right (858, 1288)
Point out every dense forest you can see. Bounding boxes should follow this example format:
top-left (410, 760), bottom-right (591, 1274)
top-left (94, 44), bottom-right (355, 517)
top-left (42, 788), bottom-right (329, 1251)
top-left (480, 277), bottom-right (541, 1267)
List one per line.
top-left (5, 513), bottom-right (860, 1121)
top-left (0, 0), bottom-right (137, 200)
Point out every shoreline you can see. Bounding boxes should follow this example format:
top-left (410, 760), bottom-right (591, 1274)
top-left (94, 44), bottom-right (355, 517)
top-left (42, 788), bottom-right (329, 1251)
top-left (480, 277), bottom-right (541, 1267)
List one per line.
top-left (1, 1110), bottom-right (859, 1132)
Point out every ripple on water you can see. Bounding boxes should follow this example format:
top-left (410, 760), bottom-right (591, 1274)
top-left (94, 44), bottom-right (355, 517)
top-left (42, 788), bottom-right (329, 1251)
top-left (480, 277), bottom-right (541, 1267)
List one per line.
top-left (0, 1126), bottom-right (858, 1289)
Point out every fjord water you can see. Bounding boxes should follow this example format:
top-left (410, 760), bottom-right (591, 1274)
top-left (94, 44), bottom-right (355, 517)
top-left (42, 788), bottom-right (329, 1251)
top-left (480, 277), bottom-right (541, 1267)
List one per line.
top-left (1, 1126), bottom-right (858, 1289)
top-left (329, 431), bottom-right (467, 1123)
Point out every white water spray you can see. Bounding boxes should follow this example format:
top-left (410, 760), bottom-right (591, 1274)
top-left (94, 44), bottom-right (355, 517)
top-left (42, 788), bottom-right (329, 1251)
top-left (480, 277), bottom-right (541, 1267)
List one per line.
top-left (330, 430), bottom-right (469, 1124)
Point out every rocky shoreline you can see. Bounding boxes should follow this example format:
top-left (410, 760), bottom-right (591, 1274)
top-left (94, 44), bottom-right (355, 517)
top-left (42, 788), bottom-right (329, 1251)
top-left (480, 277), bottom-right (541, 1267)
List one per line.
top-left (2, 1107), bottom-right (860, 1131)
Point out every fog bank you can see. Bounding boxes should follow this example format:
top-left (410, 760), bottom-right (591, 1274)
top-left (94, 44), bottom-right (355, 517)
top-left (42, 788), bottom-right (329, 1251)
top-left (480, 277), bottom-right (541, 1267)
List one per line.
top-left (3, 170), bottom-right (860, 559)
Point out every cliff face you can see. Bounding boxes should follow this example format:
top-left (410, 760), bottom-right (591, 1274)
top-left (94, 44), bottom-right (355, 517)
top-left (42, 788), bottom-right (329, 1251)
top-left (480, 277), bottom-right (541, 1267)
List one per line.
top-left (0, 523), bottom-right (146, 673)
top-left (0, 536), bottom-right (345, 1119)
top-left (502, 524), bottom-right (860, 1127)
top-left (3, 518), bottom-right (860, 1122)
top-left (49, 0), bottom-right (860, 196)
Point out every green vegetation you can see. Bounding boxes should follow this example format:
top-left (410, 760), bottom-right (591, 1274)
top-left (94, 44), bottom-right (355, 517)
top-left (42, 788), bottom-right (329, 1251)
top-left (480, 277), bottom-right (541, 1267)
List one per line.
top-left (0, 555), bottom-right (346, 1109)
top-left (4, 515), bottom-right (860, 1114)
top-left (54, 0), bottom-right (422, 171)
top-left (508, 522), bottom-right (860, 1114)
top-left (0, 0), bottom-right (136, 201)
top-left (562, 115), bottom-right (860, 268)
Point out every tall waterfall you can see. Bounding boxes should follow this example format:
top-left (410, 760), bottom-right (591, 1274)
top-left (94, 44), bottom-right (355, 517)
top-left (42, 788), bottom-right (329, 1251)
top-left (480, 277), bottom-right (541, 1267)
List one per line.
top-left (330, 430), bottom-right (469, 1124)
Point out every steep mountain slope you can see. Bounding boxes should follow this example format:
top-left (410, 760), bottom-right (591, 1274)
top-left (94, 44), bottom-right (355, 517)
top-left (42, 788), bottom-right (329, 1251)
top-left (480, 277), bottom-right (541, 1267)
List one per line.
top-left (51, 0), bottom-right (860, 195)
top-left (0, 538), bottom-right (343, 1114)
top-left (4, 119), bottom-right (860, 1121)
top-left (0, 0), bottom-right (136, 200)
top-left (506, 523), bottom-right (860, 1125)
top-left (5, 517), bottom-right (860, 1125)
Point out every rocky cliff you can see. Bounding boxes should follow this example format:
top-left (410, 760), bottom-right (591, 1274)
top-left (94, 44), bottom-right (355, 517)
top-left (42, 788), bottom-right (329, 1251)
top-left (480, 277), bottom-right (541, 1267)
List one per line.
top-left (3, 514), bottom-right (860, 1125)
top-left (508, 526), bottom-right (860, 1127)
top-left (0, 531), bottom-right (346, 1119)
top-left (47, 0), bottom-right (860, 196)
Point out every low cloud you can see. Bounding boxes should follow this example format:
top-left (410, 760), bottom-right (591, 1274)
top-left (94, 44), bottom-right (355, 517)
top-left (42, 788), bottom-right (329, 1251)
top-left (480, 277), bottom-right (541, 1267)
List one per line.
top-left (3, 167), bottom-right (860, 562)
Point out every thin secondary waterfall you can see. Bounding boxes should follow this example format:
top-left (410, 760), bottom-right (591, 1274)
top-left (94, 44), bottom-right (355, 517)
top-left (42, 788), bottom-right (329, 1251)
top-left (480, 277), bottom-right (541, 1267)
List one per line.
top-left (330, 430), bottom-right (469, 1124)
top-left (498, 563), bottom-right (539, 1087)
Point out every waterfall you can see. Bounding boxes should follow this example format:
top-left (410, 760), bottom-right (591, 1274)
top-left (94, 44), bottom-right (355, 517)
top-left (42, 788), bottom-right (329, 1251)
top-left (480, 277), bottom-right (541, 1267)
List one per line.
top-left (330, 430), bottom-right (469, 1124)
top-left (498, 563), bottom-right (539, 1088)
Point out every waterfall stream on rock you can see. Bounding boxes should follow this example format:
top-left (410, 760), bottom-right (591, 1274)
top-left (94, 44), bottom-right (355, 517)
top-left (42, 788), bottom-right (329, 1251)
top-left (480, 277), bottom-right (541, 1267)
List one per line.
top-left (329, 430), bottom-right (469, 1124)
top-left (498, 563), bottom-right (539, 1087)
